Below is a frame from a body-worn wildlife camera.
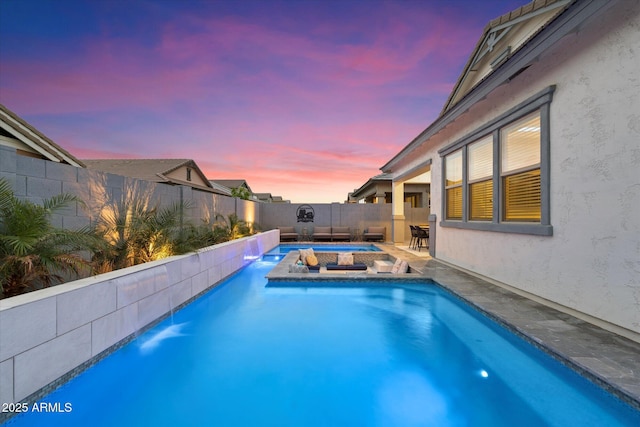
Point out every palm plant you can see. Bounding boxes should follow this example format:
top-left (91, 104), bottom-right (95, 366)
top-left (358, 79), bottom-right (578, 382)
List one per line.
top-left (0, 178), bottom-right (100, 297)
top-left (92, 198), bottom-right (194, 273)
top-left (214, 213), bottom-right (252, 241)
top-left (176, 219), bottom-right (229, 251)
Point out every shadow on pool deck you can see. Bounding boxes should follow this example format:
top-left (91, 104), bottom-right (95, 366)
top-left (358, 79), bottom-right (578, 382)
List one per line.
top-left (385, 244), bottom-right (640, 410)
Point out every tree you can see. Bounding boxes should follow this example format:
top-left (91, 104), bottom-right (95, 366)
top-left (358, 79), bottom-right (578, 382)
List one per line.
top-left (0, 178), bottom-right (100, 297)
top-left (231, 186), bottom-right (251, 200)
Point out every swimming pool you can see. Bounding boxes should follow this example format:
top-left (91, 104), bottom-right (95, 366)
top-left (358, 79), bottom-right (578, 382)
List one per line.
top-left (267, 243), bottom-right (382, 255)
top-left (4, 258), bottom-right (639, 426)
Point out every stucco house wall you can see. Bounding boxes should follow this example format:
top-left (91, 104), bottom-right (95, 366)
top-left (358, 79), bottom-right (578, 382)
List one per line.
top-left (406, 1), bottom-right (639, 338)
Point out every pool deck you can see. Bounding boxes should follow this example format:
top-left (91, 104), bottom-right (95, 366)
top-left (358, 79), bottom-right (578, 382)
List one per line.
top-left (267, 243), bottom-right (640, 410)
top-left (389, 244), bottom-right (640, 410)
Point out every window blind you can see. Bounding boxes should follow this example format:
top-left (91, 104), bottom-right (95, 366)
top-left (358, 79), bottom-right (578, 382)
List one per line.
top-left (468, 136), bottom-right (493, 181)
top-left (445, 150), bottom-right (462, 187)
top-left (469, 180), bottom-right (493, 220)
top-left (501, 114), bottom-right (540, 173)
top-left (446, 187), bottom-right (463, 220)
top-left (503, 169), bottom-right (541, 221)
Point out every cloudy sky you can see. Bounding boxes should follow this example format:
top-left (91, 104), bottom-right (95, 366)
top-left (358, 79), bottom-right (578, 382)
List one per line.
top-left (0, 0), bottom-right (526, 203)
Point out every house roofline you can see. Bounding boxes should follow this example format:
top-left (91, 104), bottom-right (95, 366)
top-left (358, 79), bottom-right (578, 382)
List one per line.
top-left (381, 0), bottom-right (613, 173)
top-left (0, 103), bottom-right (85, 167)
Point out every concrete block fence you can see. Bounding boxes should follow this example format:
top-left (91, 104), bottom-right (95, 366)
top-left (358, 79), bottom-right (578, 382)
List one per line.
top-left (0, 145), bottom-right (260, 231)
top-left (0, 230), bottom-right (279, 407)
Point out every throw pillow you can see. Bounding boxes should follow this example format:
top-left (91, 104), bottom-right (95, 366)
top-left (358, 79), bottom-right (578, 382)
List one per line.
top-left (306, 254), bottom-right (319, 266)
top-left (289, 264), bottom-right (309, 273)
top-left (299, 248), bottom-right (315, 265)
top-left (398, 260), bottom-right (409, 274)
top-left (391, 258), bottom-right (403, 274)
top-left (337, 253), bottom-right (354, 266)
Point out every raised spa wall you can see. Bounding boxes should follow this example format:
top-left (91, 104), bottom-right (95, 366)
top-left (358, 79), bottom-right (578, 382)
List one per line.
top-left (0, 230), bottom-right (279, 406)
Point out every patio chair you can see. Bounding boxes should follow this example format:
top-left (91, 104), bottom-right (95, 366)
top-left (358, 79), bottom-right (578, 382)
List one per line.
top-left (312, 226), bottom-right (332, 241)
top-left (278, 226), bottom-right (299, 242)
top-left (363, 226), bottom-right (385, 242)
top-left (409, 225), bottom-right (418, 249)
top-left (331, 226), bottom-right (351, 241)
top-left (415, 226), bottom-right (429, 251)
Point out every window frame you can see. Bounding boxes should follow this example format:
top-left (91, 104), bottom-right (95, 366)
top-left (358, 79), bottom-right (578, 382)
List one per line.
top-left (439, 86), bottom-right (554, 236)
top-left (444, 150), bottom-right (463, 220)
top-left (467, 135), bottom-right (494, 221)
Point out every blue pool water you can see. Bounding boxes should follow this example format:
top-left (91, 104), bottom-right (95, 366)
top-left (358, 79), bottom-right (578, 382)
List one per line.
top-left (267, 243), bottom-right (382, 255)
top-left (5, 259), bottom-right (639, 426)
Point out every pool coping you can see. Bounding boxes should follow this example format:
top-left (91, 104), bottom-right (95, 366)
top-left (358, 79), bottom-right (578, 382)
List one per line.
top-left (267, 243), bottom-right (640, 411)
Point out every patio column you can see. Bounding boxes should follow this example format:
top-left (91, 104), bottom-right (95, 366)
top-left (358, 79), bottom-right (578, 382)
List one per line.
top-left (392, 180), bottom-right (405, 244)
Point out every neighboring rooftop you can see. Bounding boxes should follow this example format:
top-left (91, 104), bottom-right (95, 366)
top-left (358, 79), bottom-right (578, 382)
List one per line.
top-left (0, 103), bottom-right (85, 167)
top-left (83, 158), bottom-right (226, 194)
top-left (210, 179), bottom-right (253, 193)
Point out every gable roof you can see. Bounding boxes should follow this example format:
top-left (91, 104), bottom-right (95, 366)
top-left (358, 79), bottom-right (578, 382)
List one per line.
top-left (382, 0), bottom-right (611, 172)
top-left (0, 103), bottom-right (85, 167)
top-left (442, 0), bottom-right (572, 113)
top-left (207, 181), bottom-right (233, 196)
top-left (253, 192), bottom-right (273, 201)
top-left (82, 158), bottom-right (226, 194)
top-left (210, 179), bottom-right (253, 193)
top-left (350, 173), bottom-right (393, 199)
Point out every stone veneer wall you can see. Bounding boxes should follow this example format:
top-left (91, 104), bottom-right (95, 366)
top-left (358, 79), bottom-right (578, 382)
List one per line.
top-left (0, 230), bottom-right (279, 406)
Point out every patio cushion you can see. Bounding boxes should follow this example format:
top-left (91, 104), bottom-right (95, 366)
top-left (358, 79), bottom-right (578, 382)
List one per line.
top-left (289, 264), bottom-right (309, 273)
top-left (325, 263), bottom-right (367, 271)
top-left (306, 254), bottom-right (319, 266)
top-left (363, 226), bottom-right (385, 241)
top-left (278, 226), bottom-right (298, 241)
top-left (331, 227), bottom-right (351, 241)
top-left (391, 259), bottom-right (409, 274)
top-left (337, 253), bottom-right (354, 266)
top-left (299, 248), bottom-right (315, 265)
top-left (312, 226), bottom-right (332, 240)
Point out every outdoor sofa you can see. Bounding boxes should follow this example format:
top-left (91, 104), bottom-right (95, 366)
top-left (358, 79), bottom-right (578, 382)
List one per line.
top-left (312, 226), bottom-right (332, 241)
top-left (278, 226), bottom-right (299, 242)
top-left (330, 226), bottom-right (351, 241)
top-left (363, 226), bottom-right (385, 242)
top-left (312, 226), bottom-right (351, 241)
top-left (325, 262), bottom-right (367, 271)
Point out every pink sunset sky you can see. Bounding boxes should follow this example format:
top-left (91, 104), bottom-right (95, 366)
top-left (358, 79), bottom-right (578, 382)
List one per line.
top-left (0, 0), bottom-right (526, 203)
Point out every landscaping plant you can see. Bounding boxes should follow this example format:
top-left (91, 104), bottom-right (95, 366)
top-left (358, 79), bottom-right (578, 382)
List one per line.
top-left (0, 178), bottom-right (100, 297)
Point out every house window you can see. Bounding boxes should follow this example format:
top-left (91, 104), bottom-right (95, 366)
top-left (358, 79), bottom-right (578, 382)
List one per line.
top-left (186, 168), bottom-right (192, 182)
top-left (501, 113), bottom-right (541, 222)
top-left (405, 194), bottom-right (421, 208)
top-left (468, 136), bottom-right (493, 221)
top-left (438, 86), bottom-right (554, 236)
top-left (445, 150), bottom-right (463, 220)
